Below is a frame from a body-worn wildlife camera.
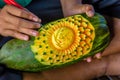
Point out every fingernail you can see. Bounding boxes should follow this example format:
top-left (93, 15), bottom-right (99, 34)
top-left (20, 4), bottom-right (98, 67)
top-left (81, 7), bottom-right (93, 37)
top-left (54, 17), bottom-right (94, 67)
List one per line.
top-left (87, 58), bottom-right (91, 62)
top-left (97, 55), bottom-right (102, 59)
top-left (32, 31), bottom-right (39, 36)
top-left (88, 11), bottom-right (94, 17)
top-left (35, 23), bottom-right (41, 28)
top-left (33, 17), bottom-right (39, 22)
top-left (23, 36), bottom-right (29, 41)
top-left (96, 53), bottom-right (102, 59)
top-left (32, 16), bottom-right (41, 22)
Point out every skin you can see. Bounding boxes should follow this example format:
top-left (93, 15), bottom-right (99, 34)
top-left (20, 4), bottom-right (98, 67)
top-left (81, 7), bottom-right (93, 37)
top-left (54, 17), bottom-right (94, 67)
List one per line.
top-left (0, 0), bottom-right (120, 80)
top-left (0, 5), bottom-right (41, 40)
top-left (60, 0), bottom-right (94, 17)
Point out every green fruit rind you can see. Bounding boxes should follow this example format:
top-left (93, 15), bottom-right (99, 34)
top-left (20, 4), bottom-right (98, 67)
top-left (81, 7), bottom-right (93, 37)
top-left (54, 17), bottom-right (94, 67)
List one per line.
top-left (0, 13), bottom-right (110, 72)
top-left (81, 13), bottom-right (110, 56)
top-left (31, 13), bottom-right (110, 68)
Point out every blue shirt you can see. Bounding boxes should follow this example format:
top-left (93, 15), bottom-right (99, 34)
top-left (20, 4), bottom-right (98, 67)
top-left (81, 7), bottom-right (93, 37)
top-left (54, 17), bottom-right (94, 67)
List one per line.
top-left (83, 0), bottom-right (120, 18)
top-left (26, 0), bottom-right (63, 24)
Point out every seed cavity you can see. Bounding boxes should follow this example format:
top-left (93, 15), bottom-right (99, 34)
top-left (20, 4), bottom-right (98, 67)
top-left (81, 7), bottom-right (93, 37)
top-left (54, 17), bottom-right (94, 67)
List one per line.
top-left (43, 52), bottom-right (47, 55)
top-left (39, 45), bottom-right (42, 48)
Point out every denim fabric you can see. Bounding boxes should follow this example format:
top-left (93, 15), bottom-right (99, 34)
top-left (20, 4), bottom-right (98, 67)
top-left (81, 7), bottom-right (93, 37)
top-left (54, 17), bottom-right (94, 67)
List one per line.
top-left (0, 69), bottom-right (22, 80)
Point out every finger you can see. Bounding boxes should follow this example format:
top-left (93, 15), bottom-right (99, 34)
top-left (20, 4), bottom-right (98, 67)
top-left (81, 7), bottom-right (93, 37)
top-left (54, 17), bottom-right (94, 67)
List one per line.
top-left (18, 28), bottom-right (39, 37)
top-left (4, 5), bottom-right (41, 22)
top-left (3, 14), bottom-right (41, 29)
top-left (74, 4), bottom-right (94, 17)
top-left (2, 23), bottom-right (39, 37)
top-left (94, 53), bottom-right (102, 59)
top-left (24, 8), bottom-right (41, 22)
top-left (2, 29), bottom-right (29, 40)
top-left (85, 4), bottom-right (95, 17)
top-left (86, 57), bottom-right (92, 62)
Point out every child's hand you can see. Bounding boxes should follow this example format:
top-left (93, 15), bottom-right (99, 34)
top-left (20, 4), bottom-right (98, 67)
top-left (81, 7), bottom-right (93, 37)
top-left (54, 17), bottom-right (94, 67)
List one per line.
top-left (84, 53), bottom-right (102, 62)
top-left (66, 4), bottom-right (95, 17)
top-left (61, 0), bottom-right (95, 17)
top-left (0, 5), bottom-right (41, 40)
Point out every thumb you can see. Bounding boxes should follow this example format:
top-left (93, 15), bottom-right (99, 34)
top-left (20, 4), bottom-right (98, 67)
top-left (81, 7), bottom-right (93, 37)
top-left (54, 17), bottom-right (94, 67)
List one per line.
top-left (74, 4), bottom-right (95, 17)
top-left (84, 4), bottom-right (95, 17)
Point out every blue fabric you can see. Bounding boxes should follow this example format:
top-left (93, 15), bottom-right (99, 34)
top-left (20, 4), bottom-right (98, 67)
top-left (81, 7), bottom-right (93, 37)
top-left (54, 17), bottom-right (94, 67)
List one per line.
top-left (0, 64), bottom-right (22, 80)
top-left (82, 0), bottom-right (120, 18)
top-left (26, 0), bottom-right (63, 24)
top-left (0, 37), bottom-right (13, 48)
top-left (0, 69), bottom-right (22, 80)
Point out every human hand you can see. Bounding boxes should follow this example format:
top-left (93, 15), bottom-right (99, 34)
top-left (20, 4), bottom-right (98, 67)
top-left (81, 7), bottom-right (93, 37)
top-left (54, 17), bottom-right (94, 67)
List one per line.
top-left (0, 5), bottom-right (41, 40)
top-left (66, 4), bottom-right (95, 17)
top-left (60, 0), bottom-right (95, 17)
